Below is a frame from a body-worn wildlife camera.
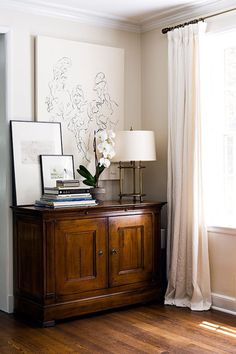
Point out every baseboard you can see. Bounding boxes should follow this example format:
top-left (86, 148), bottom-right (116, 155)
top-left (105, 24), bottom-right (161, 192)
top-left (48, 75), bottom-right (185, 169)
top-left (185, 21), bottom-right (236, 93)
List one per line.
top-left (211, 293), bottom-right (236, 315)
top-left (8, 295), bottom-right (14, 313)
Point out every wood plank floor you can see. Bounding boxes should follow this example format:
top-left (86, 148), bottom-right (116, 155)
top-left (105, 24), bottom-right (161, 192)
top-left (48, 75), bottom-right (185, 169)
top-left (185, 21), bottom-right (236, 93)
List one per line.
top-left (0, 304), bottom-right (235, 353)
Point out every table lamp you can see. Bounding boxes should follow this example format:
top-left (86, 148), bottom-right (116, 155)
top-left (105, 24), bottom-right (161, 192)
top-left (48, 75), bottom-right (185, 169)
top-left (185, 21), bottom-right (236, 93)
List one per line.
top-left (113, 130), bottom-right (156, 202)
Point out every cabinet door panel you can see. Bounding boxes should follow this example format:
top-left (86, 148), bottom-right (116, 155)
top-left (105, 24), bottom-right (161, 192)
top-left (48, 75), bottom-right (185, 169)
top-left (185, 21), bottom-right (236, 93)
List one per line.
top-left (55, 218), bottom-right (107, 296)
top-left (109, 214), bottom-right (153, 287)
top-left (118, 225), bottom-right (144, 273)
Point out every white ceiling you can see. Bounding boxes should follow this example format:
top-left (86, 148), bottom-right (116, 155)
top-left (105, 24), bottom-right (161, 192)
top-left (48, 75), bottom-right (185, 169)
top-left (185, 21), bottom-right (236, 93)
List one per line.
top-left (2, 0), bottom-right (236, 32)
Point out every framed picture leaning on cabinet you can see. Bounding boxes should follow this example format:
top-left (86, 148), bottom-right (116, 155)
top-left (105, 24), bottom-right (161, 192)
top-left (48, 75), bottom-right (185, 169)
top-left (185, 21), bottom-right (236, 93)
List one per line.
top-left (10, 120), bottom-right (63, 206)
top-left (40, 154), bottom-right (74, 190)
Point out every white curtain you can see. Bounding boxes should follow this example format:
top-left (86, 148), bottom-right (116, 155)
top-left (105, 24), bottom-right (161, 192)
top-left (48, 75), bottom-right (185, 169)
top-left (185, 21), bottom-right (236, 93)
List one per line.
top-left (165, 22), bottom-right (212, 311)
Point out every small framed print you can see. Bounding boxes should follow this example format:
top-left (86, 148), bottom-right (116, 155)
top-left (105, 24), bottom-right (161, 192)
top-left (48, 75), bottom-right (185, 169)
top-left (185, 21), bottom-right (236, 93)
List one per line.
top-left (40, 155), bottom-right (75, 190)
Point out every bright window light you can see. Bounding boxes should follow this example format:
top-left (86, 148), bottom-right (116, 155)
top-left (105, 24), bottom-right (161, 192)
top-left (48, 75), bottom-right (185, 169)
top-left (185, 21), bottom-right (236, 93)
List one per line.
top-left (199, 321), bottom-right (236, 338)
top-left (201, 29), bottom-right (236, 228)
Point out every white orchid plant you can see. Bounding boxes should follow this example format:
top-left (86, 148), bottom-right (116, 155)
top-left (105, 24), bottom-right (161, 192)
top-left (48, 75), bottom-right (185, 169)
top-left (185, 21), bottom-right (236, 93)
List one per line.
top-left (77, 129), bottom-right (115, 188)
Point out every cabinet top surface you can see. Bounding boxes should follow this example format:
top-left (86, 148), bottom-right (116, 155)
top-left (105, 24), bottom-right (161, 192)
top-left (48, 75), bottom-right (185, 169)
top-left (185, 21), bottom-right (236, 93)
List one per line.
top-left (12, 200), bottom-right (166, 215)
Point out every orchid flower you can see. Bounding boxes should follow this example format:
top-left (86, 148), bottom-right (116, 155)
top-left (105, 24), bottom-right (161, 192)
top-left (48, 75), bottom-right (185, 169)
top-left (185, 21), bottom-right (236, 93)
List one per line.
top-left (77, 129), bottom-right (116, 188)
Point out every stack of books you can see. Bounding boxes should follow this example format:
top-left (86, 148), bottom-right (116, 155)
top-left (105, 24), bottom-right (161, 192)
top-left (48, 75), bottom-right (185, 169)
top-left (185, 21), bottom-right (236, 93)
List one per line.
top-left (55, 179), bottom-right (81, 188)
top-left (35, 180), bottom-right (97, 208)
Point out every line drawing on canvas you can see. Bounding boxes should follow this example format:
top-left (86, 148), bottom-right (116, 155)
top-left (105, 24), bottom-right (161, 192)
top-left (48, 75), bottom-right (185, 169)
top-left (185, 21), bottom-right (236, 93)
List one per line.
top-left (45, 57), bottom-right (119, 163)
top-left (36, 36), bottom-right (124, 178)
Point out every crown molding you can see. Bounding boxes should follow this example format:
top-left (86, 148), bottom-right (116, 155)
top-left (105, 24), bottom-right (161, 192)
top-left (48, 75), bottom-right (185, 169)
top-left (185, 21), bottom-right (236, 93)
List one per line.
top-left (1, 0), bottom-right (236, 34)
top-left (0, 0), bottom-right (141, 33)
top-left (141, 0), bottom-right (236, 33)
top-left (0, 26), bottom-right (11, 34)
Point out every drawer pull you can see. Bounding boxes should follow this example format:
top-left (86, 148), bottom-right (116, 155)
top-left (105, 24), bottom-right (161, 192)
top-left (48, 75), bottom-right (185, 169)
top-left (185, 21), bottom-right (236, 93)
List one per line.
top-left (111, 248), bottom-right (118, 255)
top-left (98, 250), bottom-right (104, 256)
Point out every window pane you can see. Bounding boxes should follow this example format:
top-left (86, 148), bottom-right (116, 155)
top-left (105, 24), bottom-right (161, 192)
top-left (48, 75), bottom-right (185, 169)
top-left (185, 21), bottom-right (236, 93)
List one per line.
top-left (224, 47), bottom-right (236, 131)
top-left (203, 31), bottom-right (236, 228)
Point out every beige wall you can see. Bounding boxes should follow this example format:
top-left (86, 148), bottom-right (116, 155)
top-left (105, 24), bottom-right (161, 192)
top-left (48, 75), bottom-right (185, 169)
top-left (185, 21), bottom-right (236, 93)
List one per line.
top-left (0, 8), bottom-right (141, 312)
top-left (141, 28), bottom-right (168, 203)
top-left (208, 228), bottom-right (236, 312)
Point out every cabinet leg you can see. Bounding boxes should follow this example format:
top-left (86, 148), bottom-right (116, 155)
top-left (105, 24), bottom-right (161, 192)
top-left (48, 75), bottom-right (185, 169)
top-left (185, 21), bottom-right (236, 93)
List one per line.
top-left (42, 320), bottom-right (56, 327)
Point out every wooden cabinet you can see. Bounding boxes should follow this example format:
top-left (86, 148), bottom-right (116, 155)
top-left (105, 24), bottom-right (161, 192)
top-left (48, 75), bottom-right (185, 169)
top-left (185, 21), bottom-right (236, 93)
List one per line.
top-left (12, 201), bottom-right (165, 326)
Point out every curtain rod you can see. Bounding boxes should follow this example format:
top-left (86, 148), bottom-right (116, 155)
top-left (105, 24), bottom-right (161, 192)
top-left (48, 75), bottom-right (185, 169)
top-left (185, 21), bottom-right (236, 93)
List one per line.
top-left (161, 7), bottom-right (236, 34)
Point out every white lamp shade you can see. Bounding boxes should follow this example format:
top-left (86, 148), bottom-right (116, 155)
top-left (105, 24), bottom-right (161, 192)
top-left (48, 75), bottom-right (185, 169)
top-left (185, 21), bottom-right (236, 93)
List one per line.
top-left (113, 130), bottom-right (156, 162)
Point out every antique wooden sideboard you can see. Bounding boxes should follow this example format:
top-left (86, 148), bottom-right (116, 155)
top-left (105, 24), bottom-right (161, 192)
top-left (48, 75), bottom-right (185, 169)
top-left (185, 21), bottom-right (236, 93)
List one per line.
top-left (12, 200), bottom-right (165, 326)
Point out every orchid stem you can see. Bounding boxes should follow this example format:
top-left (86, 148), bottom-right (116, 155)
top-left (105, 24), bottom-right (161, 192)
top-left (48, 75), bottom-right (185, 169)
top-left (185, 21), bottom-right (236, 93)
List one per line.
top-left (93, 130), bottom-right (99, 188)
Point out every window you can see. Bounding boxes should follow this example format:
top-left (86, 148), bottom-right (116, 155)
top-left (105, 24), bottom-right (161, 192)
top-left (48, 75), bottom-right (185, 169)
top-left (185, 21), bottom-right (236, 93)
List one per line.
top-left (202, 30), bottom-right (236, 228)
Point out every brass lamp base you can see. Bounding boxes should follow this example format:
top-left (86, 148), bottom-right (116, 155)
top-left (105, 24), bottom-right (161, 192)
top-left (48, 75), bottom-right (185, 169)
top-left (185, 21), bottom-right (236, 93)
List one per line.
top-left (118, 193), bottom-right (146, 203)
top-left (118, 161), bottom-right (145, 203)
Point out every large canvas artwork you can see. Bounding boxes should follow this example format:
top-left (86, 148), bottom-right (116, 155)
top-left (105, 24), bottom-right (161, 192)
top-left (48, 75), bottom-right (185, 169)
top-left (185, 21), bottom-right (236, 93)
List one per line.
top-left (36, 35), bottom-right (124, 177)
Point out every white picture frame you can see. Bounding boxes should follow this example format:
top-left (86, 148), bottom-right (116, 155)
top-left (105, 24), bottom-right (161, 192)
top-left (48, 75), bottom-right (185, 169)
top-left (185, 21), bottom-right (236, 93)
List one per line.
top-left (10, 120), bottom-right (63, 205)
top-left (35, 35), bottom-right (124, 180)
top-left (40, 154), bottom-right (74, 190)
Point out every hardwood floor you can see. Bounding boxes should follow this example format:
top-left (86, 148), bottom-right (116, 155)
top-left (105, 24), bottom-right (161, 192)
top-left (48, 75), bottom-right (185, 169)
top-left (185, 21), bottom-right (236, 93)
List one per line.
top-left (0, 304), bottom-right (235, 353)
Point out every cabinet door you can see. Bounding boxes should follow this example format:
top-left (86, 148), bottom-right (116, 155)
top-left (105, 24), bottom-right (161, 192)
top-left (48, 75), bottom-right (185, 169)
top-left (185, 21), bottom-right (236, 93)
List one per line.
top-left (55, 218), bottom-right (107, 296)
top-left (109, 214), bottom-right (153, 287)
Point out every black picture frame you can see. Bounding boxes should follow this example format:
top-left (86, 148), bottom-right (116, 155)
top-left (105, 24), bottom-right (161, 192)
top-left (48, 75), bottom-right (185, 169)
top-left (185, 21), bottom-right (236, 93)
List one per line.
top-left (10, 120), bottom-right (63, 205)
top-left (40, 154), bottom-right (75, 192)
